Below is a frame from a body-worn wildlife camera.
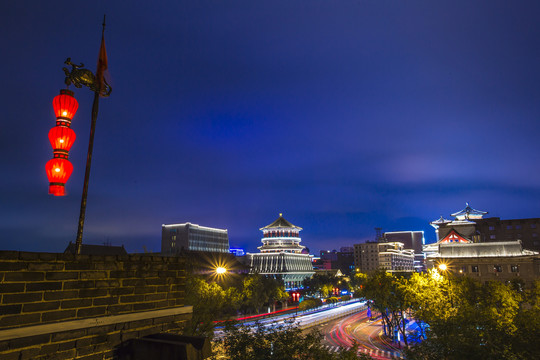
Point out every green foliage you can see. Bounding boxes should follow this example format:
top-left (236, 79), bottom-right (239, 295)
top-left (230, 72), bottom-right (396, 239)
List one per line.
top-left (327, 297), bottom-right (339, 304)
top-left (299, 298), bottom-right (323, 311)
top-left (184, 276), bottom-right (240, 337)
top-left (214, 321), bottom-right (370, 360)
top-left (184, 274), bottom-right (288, 337)
top-left (303, 273), bottom-right (346, 298)
top-left (341, 295), bottom-right (351, 301)
top-left (362, 270), bottom-right (409, 346)
top-left (241, 274), bottom-right (288, 314)
top-left (350, 271), bottom-right (368, 294)
top-left (402, 270), bottom-right (540, 360)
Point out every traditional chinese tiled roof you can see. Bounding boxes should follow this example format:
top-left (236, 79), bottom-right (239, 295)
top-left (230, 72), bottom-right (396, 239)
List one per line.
top-left (451, 203), bottom-right (488, 220)
top-left (259, 213), bottom-right (303, 230)
top-left (431, 215), bottom-right (452, 225)
top-left (429, 241), bottom-right (538, 258)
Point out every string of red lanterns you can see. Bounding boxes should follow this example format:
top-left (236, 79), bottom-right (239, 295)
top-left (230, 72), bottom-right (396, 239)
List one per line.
top-left (45, 89), bottom-right (78, 196)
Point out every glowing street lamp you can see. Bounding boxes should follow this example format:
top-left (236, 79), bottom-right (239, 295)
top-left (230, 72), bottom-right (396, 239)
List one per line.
top-left (438, 263), bottom-right (448, 272)
top-left (215, 267), bottom-right (227, 275)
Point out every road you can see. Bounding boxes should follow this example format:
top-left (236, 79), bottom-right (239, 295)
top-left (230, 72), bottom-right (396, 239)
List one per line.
top-left (215, 301), bottom-right (406, 359)
top-left (317, 309), bottom-right (403, 359)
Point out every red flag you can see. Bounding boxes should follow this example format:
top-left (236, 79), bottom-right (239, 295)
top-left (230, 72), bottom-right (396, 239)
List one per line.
top-left (96, 33), bottom-right (110, 97)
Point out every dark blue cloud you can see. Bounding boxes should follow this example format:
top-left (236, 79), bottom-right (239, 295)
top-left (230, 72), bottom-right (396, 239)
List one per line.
top-left (1, 1), bottom-right (540, 255)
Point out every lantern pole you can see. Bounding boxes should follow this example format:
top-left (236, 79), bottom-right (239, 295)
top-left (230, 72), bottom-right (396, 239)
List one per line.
top-left (74, 90), bottom-right (100, 254)
top-left (73, 16), bottom-right (110, 255)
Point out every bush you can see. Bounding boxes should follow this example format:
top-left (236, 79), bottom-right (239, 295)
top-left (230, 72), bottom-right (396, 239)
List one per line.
top-left (327, 297), bottom-right (339, 304)
top-left (298, 298), bottom-right (323, 311)
top-left (341, 295), bottom-right (351, 301)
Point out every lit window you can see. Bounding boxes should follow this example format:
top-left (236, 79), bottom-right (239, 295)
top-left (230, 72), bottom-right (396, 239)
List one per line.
top-left (506, 225), bottom-right (513, 230)
top-left (489, 226), bottom-right (495, 231)
top-left (490, 235), bottom-right (496, 240)
top-left (472, 265), bottom-right (479, 273)
top-left (494, 265), bottom-right (502, 273)
top-left (511, 265), bottom-right (519, 273)
top-left (516, 225), bottom-right (522, 230)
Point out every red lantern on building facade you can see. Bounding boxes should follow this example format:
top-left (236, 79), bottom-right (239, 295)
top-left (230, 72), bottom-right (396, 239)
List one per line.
top-left (46, 89), bottom-right (78, 196)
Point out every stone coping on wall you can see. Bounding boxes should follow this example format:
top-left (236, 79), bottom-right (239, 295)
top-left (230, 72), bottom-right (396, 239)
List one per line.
top-left (0, 305), bottom-right (192, 342)
top-left (0, 251), bottom-right (183, 262)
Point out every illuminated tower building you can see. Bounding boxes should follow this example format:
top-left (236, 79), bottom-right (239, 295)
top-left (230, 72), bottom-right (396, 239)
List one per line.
top-left (248, 214), bottom-right (314, 290)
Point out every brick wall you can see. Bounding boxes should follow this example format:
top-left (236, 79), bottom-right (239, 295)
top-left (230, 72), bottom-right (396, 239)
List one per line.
top-left (0, 251), bottom-right (191, 359)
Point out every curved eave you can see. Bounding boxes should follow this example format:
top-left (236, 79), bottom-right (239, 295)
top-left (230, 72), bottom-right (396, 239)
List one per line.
top-left (259, 214), bottom-right (303, 230)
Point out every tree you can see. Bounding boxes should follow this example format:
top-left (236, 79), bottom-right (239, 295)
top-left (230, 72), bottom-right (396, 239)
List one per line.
top-left (214, 321), bottom-right (371, 360)
top-left (403, 270), bottom-right (540, 360)
top-left (183, 276), bottom-right (240, 337)
top-left (302, 273), bottom-right (341, 298)
top-left (361, 270), bottom-right (410, 347)
top-left (241, 274), bottom-right (287, 314)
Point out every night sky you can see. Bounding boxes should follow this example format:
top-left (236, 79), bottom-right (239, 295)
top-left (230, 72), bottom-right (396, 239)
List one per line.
top-left (2, 1), bottom-right (540, 255)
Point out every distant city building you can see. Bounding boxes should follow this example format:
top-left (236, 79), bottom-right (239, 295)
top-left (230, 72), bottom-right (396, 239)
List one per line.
top-left (378, 242), bottom-right (415, 273)
top-left (248, 214), bottom-right (314, 290)
top-left (229, 248), bottom-right (245, 256)
top-left (354, 241), bottom-right (414, 273)
top-left (430, 203), bottom-right (540, 252)
top-left (383, 231), bottom-right (425, 271)
top-left (474, 217), bottom-right (540, 252)
top-left (354, 242), bottom-right (380, 273)
top-left (311, 256), bottom-right (323, 270)
top-left (161, 222), bottom-right (229, 255)
top-left (319, 247), bottom-right (355, 275)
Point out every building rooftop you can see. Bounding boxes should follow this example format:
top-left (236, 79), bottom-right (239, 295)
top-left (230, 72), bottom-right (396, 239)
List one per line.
top-left (259, 213), bottom-right (303, 231)
top-left (430, 215), bottom-right (452, 226)
top-left (451, 203), bottom-right (488, 220)
top-left (428, 241), bottom-right (538, 258)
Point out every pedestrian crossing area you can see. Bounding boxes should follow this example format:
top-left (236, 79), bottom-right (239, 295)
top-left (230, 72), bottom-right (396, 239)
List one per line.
top-left (323, 345), bottom-right (403, 359)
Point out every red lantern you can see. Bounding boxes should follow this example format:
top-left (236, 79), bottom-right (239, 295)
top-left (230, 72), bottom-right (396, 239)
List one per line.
top-left (52, 89), bottom-right (78, 125)
top-left (45, 157), bottom-right (73, 196)
top-left (48, 126), bottom-right (76, 159)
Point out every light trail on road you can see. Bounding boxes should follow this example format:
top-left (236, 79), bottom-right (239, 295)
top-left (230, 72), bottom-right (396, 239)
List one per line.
top-left (321, 309), bottom-right (403, 359)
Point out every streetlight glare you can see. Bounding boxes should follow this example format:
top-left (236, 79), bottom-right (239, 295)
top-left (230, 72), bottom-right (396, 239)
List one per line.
top-left (438, 263), bottom-right (448, 271)
top-left (216, 267), bottom-right (227, 274)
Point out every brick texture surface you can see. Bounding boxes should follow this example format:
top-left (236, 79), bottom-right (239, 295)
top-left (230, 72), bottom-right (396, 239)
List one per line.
top-left (0, 251), bottom-right (189, 360)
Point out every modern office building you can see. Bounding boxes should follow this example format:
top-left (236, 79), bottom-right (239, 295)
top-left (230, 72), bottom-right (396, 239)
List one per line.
top-left (383, 231), bottom-right (425, 271)
top-left (354, 241), bottom-right (415, 273)
top-left (354, 242), bottom-right (380, 273)
top-left (378, 242), bottom-right (415, 272)
top-left (319, 247), bottom-right (355, 275)
top-left (248, 214), bottom-right (314, 290)
top-left (474, 217), bottom-right (540, 252)
top-left (161, 222), bottom-right (229, 255)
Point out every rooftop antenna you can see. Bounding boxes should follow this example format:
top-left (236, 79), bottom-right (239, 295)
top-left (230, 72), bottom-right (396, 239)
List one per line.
top-left (375, 227), bottom-right (383, 242)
